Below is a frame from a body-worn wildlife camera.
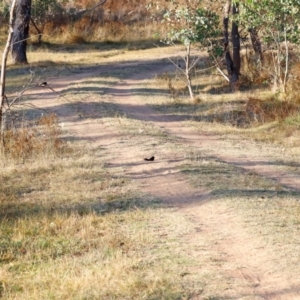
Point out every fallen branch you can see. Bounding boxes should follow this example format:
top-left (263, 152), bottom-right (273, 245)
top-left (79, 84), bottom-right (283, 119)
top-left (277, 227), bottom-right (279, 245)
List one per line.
top-left (217, 67), bottom-right (230, 82)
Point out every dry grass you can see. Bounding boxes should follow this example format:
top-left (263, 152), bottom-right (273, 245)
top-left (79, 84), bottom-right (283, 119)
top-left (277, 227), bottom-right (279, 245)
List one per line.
top-left (243, 96), bottom-right (299, 124)
top-left (112, 113), bottom-right (300, 298)
top-left (147, 49), bottom-right (300, 148)
top-left (31, 19), bottom-right (167, 46)
top-left (3, 41), bottom-right (300, 147)
top-left (1, 208), bottom-right (199, 299)
top-left (180, 147), bottom-right (300, 278)
top-left (0, 115), bottom-right (217, 299)
top-left (1, 114), bottom-right (65, 161)
top-left (0, 129), bottom-right (201, 299)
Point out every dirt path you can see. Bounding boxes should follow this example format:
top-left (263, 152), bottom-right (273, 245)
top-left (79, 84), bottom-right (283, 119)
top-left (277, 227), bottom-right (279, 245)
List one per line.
top-left (28, 58), bottom-right (300, 299)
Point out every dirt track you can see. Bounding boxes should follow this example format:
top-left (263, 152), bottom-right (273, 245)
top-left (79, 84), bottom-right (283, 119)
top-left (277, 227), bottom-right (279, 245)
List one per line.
top-left (28, 57), bottom-right (300, 299)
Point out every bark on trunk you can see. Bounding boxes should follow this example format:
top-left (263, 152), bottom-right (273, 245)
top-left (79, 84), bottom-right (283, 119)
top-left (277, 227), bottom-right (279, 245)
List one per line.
top-left (231, 2), bottom-right (240, 91)
top-left (1, 0), bottom-right (17, 139)
top-left (185, 43), bottom-right (195, 100)
top-left (223, 1), bottom-right (234, 79)
top-left (11, 0), bottom-right (31, 65)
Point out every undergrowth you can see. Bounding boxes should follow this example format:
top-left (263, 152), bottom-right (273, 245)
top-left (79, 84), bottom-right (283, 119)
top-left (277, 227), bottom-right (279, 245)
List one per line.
top-left (1, 114), bottom-right (65, 162)
top-left (151, 50), bottom-right (300, 146)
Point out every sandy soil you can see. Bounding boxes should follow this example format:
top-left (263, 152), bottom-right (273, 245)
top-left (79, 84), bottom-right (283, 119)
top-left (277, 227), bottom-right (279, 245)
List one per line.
top-left (26, 57), bottom-right (300, 299)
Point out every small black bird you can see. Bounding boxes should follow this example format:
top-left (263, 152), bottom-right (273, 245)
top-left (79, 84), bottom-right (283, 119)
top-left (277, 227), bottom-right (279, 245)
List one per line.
top-left (38, 82), bottom-right (48, 87)
top-left (144, 156), bottom-right (155, 162)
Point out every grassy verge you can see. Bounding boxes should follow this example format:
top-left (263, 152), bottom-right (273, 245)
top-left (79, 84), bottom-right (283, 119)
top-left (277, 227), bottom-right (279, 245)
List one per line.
top-left (1, 207), bottom-right (202, 299)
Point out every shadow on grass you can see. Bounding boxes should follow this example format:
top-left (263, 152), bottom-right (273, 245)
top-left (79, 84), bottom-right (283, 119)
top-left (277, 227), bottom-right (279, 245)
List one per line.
top-left (59, 83), bottom-right (168, 98)
top-left (5, 54), bottom-right (255, 129)
top-left (106, 152), bottom-right (300, 207)
top-left (0, 153), bottom-right (163, 221)
top-left (29, 39), bottom-right (166, 53)
top-left (0, 184), bottom-right (300, 222)
top-left (6, 49), bottom-right (173, 85)
top-left (150, 99), bottom-right (256, 128)
top-left (211, 188), bottom-right (299, 199)
top-left (1, 148), bottom-right (300, 221)
top-left (204, 285), bottom-right (300, 300)
top-left (0, 190), bottom-right (163, 221)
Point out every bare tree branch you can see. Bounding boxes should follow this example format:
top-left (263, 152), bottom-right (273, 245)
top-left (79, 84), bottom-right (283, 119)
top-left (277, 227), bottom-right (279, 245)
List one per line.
top-left (73, 0), bottom-right (108, 17)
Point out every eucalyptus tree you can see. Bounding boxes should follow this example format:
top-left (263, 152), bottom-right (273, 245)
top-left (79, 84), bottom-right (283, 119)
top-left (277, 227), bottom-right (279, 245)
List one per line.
top-left (238, 0), bottom-right (300, 92)
top-left (11, 0), bottom-right (31, 64)
top-left (223, 0), bottom-right (241, 91)
top-left (0, 0), bottom-right (17, 134)
top-left (10, 0), bottom-right (108, 65)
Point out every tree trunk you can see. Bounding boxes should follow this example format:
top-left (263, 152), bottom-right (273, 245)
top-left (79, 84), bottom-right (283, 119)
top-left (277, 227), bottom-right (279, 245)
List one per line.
top-left (185, 43), bottom-right (195, 101)
top-left (231, 2), bottom-right (240, 91)
top-left (249, 28), bottom-right (263, 66)
top-left (11, 0), bottom-right (32, 65)
top-left (223, 0), bottom-right (233, 76)
top-left (223, 1), bottom-right (241, 91)
top-left (1, 0), bottom-right (17, 140)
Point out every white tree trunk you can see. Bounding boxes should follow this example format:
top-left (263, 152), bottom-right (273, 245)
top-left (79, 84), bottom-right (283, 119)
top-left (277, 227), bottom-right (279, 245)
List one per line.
top-left (0, 0), bottom-right (17, 136)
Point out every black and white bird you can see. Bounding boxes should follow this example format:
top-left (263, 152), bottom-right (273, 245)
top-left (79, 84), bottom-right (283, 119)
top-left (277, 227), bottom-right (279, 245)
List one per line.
top-left (144, 156), bottom-right (155, 162)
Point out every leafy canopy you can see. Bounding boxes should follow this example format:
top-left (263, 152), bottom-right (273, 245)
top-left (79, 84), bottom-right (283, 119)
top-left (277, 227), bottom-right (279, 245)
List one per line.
top-left (238, 0), bottom-right (300, 43)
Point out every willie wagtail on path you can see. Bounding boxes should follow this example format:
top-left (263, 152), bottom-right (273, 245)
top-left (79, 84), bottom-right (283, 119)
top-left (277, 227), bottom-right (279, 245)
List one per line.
top-left (144, 156), bottom-right (155, 161)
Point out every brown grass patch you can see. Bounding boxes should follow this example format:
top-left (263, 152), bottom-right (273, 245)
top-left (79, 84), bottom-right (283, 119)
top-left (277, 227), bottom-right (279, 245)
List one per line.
top-left (1, 114), bottom-right (65, 161)
top-left (245, 97), bottom-right (299, 124)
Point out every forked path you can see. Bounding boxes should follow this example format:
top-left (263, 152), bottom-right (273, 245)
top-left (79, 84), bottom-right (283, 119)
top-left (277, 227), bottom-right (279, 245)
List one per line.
top-left (30, 58), bottom-right (300, 299)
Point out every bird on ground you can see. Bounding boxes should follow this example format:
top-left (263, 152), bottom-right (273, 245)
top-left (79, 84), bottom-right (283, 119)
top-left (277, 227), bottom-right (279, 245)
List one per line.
top-left (38, 82), bottom-right (57, 93)
top-left (144, 156), bottom-right (155, 161)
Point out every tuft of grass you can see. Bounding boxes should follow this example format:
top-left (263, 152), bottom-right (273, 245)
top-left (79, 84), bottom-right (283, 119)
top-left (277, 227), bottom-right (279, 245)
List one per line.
top-left (244, 96), bottom-right (300, 124)
top-left (1, 114), bottom-right (65, 161)
top-left (62, 31), bottom-right (88, 45)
